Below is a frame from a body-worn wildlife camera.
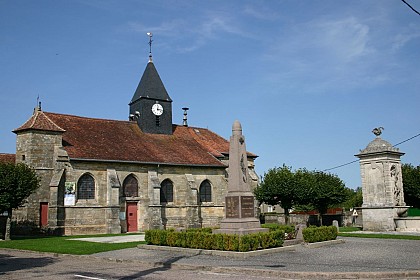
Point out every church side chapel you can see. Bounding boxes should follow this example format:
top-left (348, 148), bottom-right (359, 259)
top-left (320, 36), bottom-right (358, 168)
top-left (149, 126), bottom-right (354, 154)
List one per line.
top-left (7, 37), bottom-right (259, 235)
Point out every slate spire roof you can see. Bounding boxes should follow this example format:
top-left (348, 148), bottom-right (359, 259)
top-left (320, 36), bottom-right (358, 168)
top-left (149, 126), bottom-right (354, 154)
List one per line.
top-left (130, 61), bottom-right (172, 104)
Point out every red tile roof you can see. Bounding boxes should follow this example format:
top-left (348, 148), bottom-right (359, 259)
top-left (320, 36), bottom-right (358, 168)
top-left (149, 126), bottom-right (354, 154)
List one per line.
top-left (0, 153), bottom-right (15, 164)
top-left (13, 109), bottom-right (65, 133)
top-left (39, 112), bottom-right (232, 167)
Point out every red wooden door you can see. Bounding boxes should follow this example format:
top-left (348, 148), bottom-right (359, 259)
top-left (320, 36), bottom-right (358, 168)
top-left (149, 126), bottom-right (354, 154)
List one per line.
top-left (126, 202), bottom-right (138, 232)
top-left (40, 202), bottom-right (48, 226)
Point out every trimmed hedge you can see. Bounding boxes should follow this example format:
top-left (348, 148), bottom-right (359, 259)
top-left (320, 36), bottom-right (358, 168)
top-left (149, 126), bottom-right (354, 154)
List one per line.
top-left (145, 228), bottom-right (284, 252)
top-left (302, 226), bottom-right (337, 243)
top-left (261, 224), bottom-right (296, 239)
top-left (261, 223), bottom-right (295, 233)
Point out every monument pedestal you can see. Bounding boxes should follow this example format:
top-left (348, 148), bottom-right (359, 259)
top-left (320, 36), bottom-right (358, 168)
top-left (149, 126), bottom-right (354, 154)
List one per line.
top-left (215, 218), bottom-right (268, 235)
top-left (214, 193), bottom-right (268, 235)
top-left (361, 207), bottom-right (396, 231)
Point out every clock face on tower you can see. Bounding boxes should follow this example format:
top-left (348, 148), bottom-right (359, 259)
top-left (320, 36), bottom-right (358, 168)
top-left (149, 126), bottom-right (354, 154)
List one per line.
top-left (151, 103), bottom-right (163, 116)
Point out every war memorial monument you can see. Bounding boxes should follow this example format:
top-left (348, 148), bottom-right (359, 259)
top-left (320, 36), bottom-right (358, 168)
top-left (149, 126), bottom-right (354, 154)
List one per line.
top-left (215, 120), bottom-right (268, 235)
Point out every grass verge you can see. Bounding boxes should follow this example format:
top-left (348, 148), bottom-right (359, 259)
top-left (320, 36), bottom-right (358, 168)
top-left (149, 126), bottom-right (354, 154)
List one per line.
top-left (338, 227), bottom-right (361, 232)
top-left (338, 232), bottom-right (420, 240)
top-left (0, 235), bottom-right (146, 255)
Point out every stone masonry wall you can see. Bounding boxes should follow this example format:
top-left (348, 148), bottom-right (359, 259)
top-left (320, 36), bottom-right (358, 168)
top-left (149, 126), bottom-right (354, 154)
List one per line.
top-left (12, 131), bottom-right (62, 231)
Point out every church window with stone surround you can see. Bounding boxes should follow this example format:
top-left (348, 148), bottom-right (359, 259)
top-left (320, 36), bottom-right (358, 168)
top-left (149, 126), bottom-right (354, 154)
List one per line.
top-left (160, 179), bottom-right (173, 203)
top-left (77, 174), bottom-right (95, 199)
top-left (199, 180), bottom-right (212, 202)
top-left (123, 174), bottom-right (138, 197)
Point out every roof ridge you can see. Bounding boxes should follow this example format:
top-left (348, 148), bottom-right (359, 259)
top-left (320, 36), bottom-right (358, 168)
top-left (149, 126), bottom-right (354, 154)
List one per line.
top-left (41, 111), bottom-right (66, 131)
top-left (44, 111), bottom-right (132, 123)
top-left (14, 110), bottom-right (65, 133)
top-left (29, 110), bottom-right (39, 127)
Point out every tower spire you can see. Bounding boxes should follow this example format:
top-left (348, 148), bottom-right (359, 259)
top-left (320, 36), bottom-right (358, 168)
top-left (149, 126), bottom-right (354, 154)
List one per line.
top-left (147, 32), bottom-right (153, 62)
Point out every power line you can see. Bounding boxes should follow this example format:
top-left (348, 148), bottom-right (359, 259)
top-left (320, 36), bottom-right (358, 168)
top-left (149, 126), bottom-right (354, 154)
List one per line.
top-left (323, 159), bottom-right (359, 172)
top-left (401, 0), bottom-right (420, 16)
top-left (393, 132), bottom-right (420, 147)
top-left (322, 132), bottom-right (420, 172)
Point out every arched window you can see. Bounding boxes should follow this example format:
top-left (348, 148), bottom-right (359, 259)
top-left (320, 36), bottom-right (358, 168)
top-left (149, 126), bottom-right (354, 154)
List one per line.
top-left (199, 180), bottom-right (212, 202)
top-left (77, 173), bottom-right (95, 199)
top-left (160, 179), bottom-right (173, 203)
top-left (123, 174), bottom-right (138, 197)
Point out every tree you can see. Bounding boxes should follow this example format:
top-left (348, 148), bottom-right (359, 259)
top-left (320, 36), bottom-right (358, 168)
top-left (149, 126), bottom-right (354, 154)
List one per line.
top-left (342, 187), bottom-right (363, 210)
top-left (0, 163), bottom-right (40, 240)
top-left (300, 170), bottom-right (348, 226)
top-left (255, 165), bottom-right (348, 226)
top-left (402, 163), bottom-right (420, 208)
top-left (254, 165), bottom-right (309, 224)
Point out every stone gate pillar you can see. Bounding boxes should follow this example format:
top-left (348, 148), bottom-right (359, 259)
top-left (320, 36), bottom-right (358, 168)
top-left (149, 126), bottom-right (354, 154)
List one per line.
top-left (355, 128), bottom-right (406, 231)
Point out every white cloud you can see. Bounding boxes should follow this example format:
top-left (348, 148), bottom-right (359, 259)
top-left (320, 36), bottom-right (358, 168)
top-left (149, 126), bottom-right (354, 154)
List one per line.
top-left (242, 4), bottom-right (280, 21)
top-left (127, 10), bottom-right (252, 53)
top-left (391, 24), bottom-right (420, 51)
top-left (260, 16), bottom-right (390, 94)
top-left (314, 17), bottom-right (374, 62)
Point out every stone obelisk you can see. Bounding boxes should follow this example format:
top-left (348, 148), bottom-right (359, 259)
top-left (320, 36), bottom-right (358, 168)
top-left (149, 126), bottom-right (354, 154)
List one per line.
top-left (215, 120), bottom-right (268, 235)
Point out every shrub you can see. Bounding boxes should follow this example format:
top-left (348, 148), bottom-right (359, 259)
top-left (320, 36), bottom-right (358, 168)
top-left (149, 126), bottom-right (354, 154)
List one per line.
top-left (239, 234), bottom-right (251, 252)
top-left (203, 233), bottom-right (214, 250)
top-left (144, 229), bottom-right (284, 251)
top-left (249, 233), bottom-right (260, 251)
top-left (259, 232), bottom-right (271, 249)
top-left (186, 231), bottom-right (195, 247)
top-left (145, 229), bottom-right (168, 245)
top-left (262, 223), bottom-right (294, 234)
top-left (186, 227), bottom-right (213, 234)
top-left (302, 226), bottom-right (337, 243)
top-left (222, 234), bottom-right (240, 251)
top-left (270, 230), bottom-right (284, 247)
top-left (261, 223), bottom-right (281, 231)
top-left (212, 233), bottom-right (223, 250)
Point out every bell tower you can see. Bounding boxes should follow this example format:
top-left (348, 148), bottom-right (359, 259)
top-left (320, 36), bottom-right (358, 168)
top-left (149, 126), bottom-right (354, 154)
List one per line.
top-left (129, 33), bottom-right (173, 135)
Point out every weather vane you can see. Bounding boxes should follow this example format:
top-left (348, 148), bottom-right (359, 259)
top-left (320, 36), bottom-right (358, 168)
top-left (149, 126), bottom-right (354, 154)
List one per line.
top-left (372, 127), bottom-right (384, 137)
top-left (147, 32), bottom-right (153, 61)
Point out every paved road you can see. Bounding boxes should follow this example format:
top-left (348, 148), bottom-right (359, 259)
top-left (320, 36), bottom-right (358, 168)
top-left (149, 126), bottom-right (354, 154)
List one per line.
top-left (1, 237), bottom-right (420, 279)
top-left (0, 250), bottom-right (278, 280)
top-left (93, 237), bottom-right (420, 277)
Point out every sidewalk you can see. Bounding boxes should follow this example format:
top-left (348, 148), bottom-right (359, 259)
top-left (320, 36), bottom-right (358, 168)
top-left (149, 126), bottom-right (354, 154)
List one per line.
top-left (71, 233), bottom-right (145, 243)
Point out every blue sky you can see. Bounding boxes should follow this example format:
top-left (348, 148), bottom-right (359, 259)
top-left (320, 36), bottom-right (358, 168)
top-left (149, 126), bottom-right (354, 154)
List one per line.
top-left (1, 0), bottom-right (419, 189)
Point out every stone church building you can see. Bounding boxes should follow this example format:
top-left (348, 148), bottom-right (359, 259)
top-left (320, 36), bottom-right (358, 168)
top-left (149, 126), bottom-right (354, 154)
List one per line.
top-left (1, 56), bottom-right (259, 235)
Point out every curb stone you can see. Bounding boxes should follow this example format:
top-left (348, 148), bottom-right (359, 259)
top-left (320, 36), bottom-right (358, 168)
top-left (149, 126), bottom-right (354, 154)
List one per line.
top-left (137, 238), bottom-right (345, 258)
top-left (137, 244), bottom-right (296, 259)
top-left (303, 239), bottom-right (346, 248)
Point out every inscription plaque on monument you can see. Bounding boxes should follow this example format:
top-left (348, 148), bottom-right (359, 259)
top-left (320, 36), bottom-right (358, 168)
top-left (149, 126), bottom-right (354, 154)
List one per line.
top-left (226, 196), bottom-right (239, 218)
top-left (241, 196), bottom-right (254, 218)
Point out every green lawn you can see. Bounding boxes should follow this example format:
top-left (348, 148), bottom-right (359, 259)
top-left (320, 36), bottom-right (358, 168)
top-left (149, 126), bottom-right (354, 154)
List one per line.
top-left (338, 227), bottom-right (361, 232)
top-left (338, 227), bottom-right (420, 240)
top-left (2, 229), bottom-right (419, 255)
top-left (0, 234), bottom-right (145, 255)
